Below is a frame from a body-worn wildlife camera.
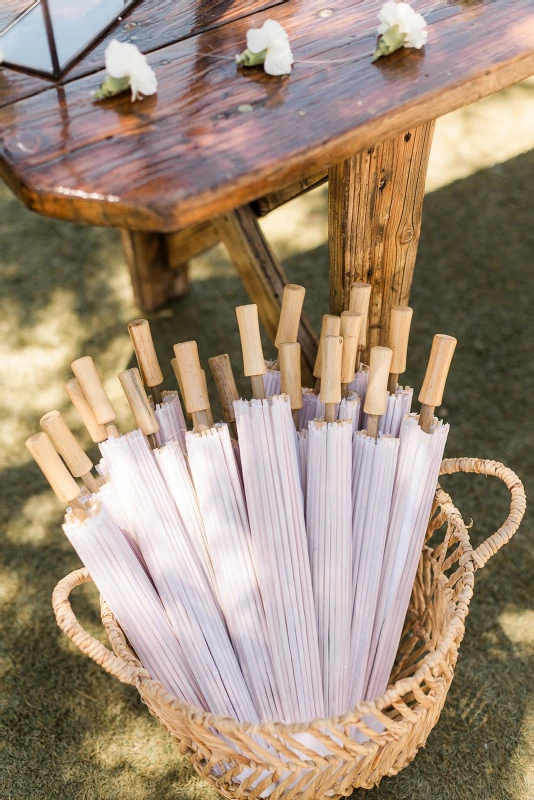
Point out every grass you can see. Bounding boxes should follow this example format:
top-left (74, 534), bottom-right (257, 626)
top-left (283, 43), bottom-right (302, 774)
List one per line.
top-left (1, 82), bottom-right (533, 799)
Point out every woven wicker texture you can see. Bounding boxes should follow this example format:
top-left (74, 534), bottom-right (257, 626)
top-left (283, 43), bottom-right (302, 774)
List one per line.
top-left (52, 458), bottom-right (525, 798)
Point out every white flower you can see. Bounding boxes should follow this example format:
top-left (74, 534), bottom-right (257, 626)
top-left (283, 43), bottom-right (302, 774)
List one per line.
top-left (105, 40), bottom-right (157, 101)
top-left (377, 2), bottom-right (427, 49)
top-left (246, 19), bottom-right (294, 76)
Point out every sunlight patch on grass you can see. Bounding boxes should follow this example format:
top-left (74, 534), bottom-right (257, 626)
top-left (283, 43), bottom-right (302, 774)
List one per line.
top-left (507, 703), bottom-right (534, 800)
top-left (427, 79), bottom-right (534, 193)
top-left (5, 492), bottom-right (59, 545)
top-left (499, 608), bottom-right (534, 648)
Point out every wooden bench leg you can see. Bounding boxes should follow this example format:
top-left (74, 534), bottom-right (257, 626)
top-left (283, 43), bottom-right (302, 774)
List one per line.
top-left (328, 121), bottom-right (435, 361)
top-left (214, 205), bottom-right (318, 385)
top-left (120, 230), bottom-right (188, 312)
top-left (121, 221), bottom-right (220, 312)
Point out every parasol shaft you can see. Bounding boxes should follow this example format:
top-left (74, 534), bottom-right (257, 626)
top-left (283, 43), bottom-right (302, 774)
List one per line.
top-left (387, 373), bottom-right (399, 394)
top-left (366, 414), bottom-right (380, 438)
top-left (192, 410), bottom-right (211, 431)
top-left (418, 334), bottom-right (457, 432)
top-left (418, 404), bottom-right (435, 433)
top-left (209, 354), bottom-right (239, 437)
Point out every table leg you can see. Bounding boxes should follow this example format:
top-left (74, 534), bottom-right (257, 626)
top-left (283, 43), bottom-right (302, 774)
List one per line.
top-left (328, 121), bottom-right (435, 361)
top-left (215, 205), bottom-right (317, 384)
top-left (120, 221), bottom-right (219, 312)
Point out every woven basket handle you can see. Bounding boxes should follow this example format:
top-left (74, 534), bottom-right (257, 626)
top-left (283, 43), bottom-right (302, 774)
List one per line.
top-left (440, 458), bottom-right (526, 569)
top-left (52, 567), bottom-right (143, 686)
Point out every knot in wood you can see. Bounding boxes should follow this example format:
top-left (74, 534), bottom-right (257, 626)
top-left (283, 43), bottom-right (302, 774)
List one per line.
top-left (400, 228), bottom-right (414, 244)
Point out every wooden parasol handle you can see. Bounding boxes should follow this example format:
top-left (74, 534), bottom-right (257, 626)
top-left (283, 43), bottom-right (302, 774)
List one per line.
top-left (439, 458), bottom-right (526, 569)
top-left (52, 568), bottom-right (147, 687)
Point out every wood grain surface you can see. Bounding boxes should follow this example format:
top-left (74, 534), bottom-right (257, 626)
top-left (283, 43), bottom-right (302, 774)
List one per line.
top-left (1, 0), bottom-right (533, 232)
top-left (0, 0), bottom-right (285, 107)
top-left (329, 121), bottom-right (434, 356)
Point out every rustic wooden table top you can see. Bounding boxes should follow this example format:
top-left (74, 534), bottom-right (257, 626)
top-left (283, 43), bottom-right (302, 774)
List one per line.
top-left (1, 0), bottom-right (533, 233)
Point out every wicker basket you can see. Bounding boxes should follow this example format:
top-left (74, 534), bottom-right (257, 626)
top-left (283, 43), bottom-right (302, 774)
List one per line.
top-left (53, 458), bottom-right (525, 798)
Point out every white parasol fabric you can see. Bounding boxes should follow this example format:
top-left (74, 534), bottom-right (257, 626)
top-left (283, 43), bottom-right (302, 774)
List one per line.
top-left (154, 390), bottom-right (187, 452)
top-left (349, 366), bottom-right (369, 428)
top-left (100, 429), bottom-right (258, 722)
top-left (63, 503), bottom-right (206, 707)
top-left (152, 439), bottom-right (218, 597)
top-left (364, 415), bottom-right (449, 701)
top-left (349, 433), bottom-right (399, 705)
top-left (235, 395), bottom-right (324, 722)
top-left (315, 394), bottom-right (361, 433)
top-left (186, 422), bottom-right (282, 722)
top-left (361, 386), bottom-right (413, 438)
top-left (96, 480), bottom-right (149, 573)
top-left (299, 389), bottom-right (319, 432)
top-left (263, 363), bottom-right (281, 397)
top-left (305, 419), bottom-right (353, 715)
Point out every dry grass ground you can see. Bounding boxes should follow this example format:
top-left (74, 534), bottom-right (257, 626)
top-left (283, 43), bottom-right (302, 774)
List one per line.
top-left (1, 80), bottom-right (533, 799)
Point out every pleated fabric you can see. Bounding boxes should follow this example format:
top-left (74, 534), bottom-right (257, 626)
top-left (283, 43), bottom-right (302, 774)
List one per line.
top-left (63, 504), bottom-right (206, 708)
top-left (153, 439), bottom-right (218, 597)
top-left (235, 395), bottom-right (324, 722)
top-left (186, 423), bottom-right (283, 722)
top-left (361, 386), bottom-right (413, 438)
top-left (154, 391), bottom-right (187, 453)
top-left (305, 420), bottom-right (353, 716)
top-left (100, 430), bottom-right (258, 722)
top-left (364, 416), bottom-right (449, 700)
top-left (349, 433), bottom-right (399, 705)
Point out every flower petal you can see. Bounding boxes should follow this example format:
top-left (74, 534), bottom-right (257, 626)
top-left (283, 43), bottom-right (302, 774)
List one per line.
top-left (263, 43), bottom-right (294, 76)
top-left (247, 27), bottom-right (268, 53)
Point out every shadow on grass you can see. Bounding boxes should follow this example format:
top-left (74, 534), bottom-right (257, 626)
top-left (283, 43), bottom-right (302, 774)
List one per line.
top-left (1, 149), bottom-right (533, 799)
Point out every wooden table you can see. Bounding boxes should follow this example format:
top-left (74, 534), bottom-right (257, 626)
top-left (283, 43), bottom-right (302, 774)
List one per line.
top-left (1, 0), bottom-right (533, 376)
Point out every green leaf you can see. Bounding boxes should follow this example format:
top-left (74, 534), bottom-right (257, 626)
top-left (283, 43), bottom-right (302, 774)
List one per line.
top-left (93, 75), bottom-right (131, 101)
top-left (372, 25), bottom-right (406, 61)
top-left (235, 48), bottom-right (268, 68)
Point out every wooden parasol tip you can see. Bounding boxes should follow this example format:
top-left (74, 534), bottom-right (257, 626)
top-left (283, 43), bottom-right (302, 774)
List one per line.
top-left (364, 346), bottom-right (392, 437)
top-left (418, 333), bottom-right (457, 432)
top-left (39, 410), bottom-right (99, 493)
top-left (173, 341), bottom-right (212, 431)
top-left (128, 318), bottom-right (164, 404)
top-left (71, 356), bottom-right (119, 438)
top-left (236, 304), bottom-right (266, 399)
top-left (64, 378), bottom-right (108, 443)
top-left (25, 431), bottom-right (85, 514)
top-left (320, 335), bottom-right (343, 422)
top-left (275, 284), bottom-right (306, 348)
top-left (388, 306), bottom-right (413, 393)
top-left (119, 367), bottom-right (160, 444)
